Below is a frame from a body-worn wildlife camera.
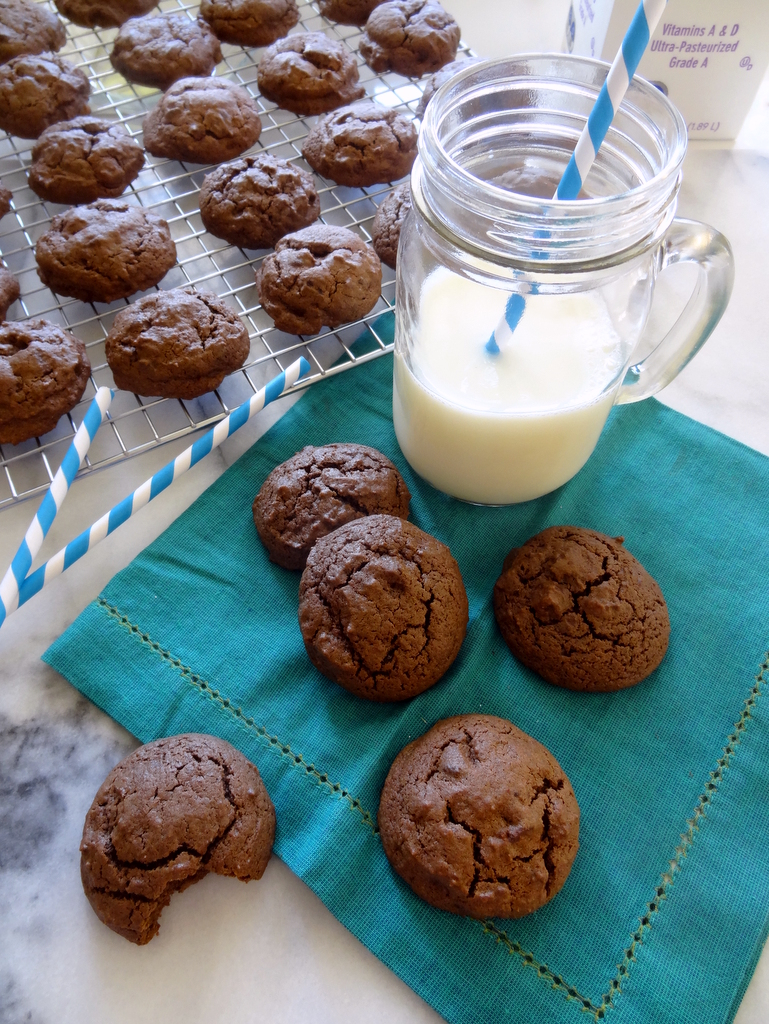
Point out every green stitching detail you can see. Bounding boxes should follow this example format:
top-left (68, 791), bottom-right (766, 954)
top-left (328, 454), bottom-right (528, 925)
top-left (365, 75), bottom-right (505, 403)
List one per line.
top-left (96, 598), bottom-right (379, 836)
top-left (481, 921), bottom-right (599, 1014)
top-left (594, 651), bottom-right (769, 1019)
top-left (96, 593), bottom-right (768, 1015)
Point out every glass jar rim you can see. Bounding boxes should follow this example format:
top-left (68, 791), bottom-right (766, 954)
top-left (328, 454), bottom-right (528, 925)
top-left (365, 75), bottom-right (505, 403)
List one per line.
top-left (415, 53), bottom-right (689, 268)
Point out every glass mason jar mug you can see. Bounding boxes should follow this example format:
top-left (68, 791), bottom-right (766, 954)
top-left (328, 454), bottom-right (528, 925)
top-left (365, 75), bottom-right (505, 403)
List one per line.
top-left (393, 55), bottom-right (734, 505)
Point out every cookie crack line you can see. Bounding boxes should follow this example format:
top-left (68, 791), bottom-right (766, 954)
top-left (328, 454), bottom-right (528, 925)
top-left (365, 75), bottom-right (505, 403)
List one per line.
top-left (93, 599), bottom-right (768, 1017)
top-left (96, 598), bottom-right (379, 835)
top-left (309, 552), bottom-right (435, 683)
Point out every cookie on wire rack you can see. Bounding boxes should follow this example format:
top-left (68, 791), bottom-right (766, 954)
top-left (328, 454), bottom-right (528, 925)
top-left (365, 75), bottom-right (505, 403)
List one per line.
top-left (142, 77), bottom-right (262, 165)
top-left (0, 0), bottom-right (66, 65)
top-left (256, 32), bottom-right (364, 115)
top-left (55, 0), bottom-right (159, 30)
top-left (0, 52), bottom-right (89, 139)
top-left (105, 288), bottom-right (251, 399)
top-left (255, 224), bottom-right (381, 335)
top-left (0, 319), bottom-right (90, 445)
top-left (302, 101), bottom-right (417, 187)
top-left (199, 153), bottom-right (320, 250)
top-left (0, 266), bottom-right (20, 321)
top-left (318, 0), bottom-right (385, 26)
top-left (371, 181), bottom-right (411, 269)
top-left (28, 117), bottom-right (145, 205)
top-left (109, 11), bottom-right (222, 91)
top-left (35, 199), bottom-right (176, 304)
top-left (200, 0), bottom-right (299, 47)
top-left (359, 0), bottom-right (460, 78)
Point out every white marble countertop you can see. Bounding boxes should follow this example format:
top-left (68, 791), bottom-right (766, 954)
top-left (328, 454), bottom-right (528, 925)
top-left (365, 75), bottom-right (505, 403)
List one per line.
top-left (1, 2), bottom-right (768, 1022)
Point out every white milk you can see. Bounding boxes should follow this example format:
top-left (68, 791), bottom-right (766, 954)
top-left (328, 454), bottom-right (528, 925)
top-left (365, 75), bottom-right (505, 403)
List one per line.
top-left (392, 268), bottom-right (626, 504)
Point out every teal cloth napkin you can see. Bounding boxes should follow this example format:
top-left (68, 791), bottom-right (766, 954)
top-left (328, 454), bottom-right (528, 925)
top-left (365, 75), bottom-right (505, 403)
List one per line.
top-left (45, 341), bottom-right (769, 1024)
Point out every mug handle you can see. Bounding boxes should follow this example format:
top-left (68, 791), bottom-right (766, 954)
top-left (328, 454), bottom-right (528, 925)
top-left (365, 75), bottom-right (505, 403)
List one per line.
top-left (615, 217), bottom-right (734, 405)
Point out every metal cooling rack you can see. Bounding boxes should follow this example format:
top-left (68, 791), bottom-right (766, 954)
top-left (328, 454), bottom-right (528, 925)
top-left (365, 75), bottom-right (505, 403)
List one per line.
top-left (0, 0), bottom-right (472, 510)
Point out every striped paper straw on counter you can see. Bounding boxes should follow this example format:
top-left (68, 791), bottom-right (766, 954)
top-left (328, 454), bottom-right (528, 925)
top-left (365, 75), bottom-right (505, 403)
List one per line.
top-left (4, 358), bottom-right (310, 624)
top-left (0, 387), bottom-right (113, 628)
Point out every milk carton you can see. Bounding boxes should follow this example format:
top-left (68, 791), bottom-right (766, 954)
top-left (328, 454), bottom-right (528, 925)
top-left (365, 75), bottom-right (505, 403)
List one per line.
top-left (563, 0), bottom-right (769, 139)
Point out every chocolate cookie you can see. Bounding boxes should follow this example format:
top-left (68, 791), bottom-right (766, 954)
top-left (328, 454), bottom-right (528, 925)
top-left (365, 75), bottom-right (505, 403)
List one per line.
top-left (298, 514), bottom-right (468, 701)
top-left (0, 52), bottom-right (90, 139)
top-left (0, 0), bottom-right (66, 65)
top-left (0, 266), bottom-right (20, 321)
top-left (360, 0), bottom-right (460, 78)
top-left (28, 116), bottom-right (144, 205)
top-left (0, 182), bottom-right (12, 219)
top-left (142, 77), bottom-right (262, 165)
top-left (302, 102), bottom-right (417, 187)
top-left (199, 154), bottom-right (320, 250)
top-left (415, 56), bottom-right (481, 117)
top-left (318, 0), bottom-right (385, 26)
top-left (200, 0), bottom-right (298, 47)
top-left (253, 443), bottom-right (411, 570)
top-left (493, 526), bottom-right (670, 692)
top-left (80, 734), bottom-right (276, 945)
top-left (54, 0), bottom-right (158, 30)
top-left (371, 181), bottom-right (410, 268)
top-left (110, 12), bottom-right (222, 91)
top-left (255, 224), bottom-right (381, 335)
top-left (105, 287), bottom-right (250, 398)
top-left (378, 714), bottom-right (580, 918)
top-left (36, 200), bottom-right (176, 304)
top-left (256, 32), bottom-right (364, 115)
top-left (0, 319), bottom-right (90, 445)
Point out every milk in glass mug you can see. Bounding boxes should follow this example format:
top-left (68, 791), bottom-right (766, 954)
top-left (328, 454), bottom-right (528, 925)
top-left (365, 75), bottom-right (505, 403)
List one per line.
top-left (393, 56), bottom-right (734, 504)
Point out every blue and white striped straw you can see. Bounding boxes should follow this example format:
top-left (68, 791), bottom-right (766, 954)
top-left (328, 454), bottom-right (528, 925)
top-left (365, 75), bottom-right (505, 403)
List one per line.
top-left (0, 386), bottom-right (114, 627)
top-left (11, 357), bottom-right (310, 617)
top-left (486, 0), bottom-right (667, 355)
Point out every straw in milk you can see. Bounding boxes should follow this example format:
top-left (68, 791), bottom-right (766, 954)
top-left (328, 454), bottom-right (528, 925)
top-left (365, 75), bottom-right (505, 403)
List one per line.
top-left (486, 0), bottom-right (668, 355)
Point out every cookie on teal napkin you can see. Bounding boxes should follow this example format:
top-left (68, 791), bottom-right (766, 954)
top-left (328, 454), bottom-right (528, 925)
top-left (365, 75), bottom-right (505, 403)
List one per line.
top-left (45, 341), bottom-right (769, 1024)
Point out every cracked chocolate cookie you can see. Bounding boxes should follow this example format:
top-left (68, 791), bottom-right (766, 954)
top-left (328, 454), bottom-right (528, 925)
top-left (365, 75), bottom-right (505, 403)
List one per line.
top-left (142, 77), bottom-right (262, 165)
top-left (255, 224), bottom-right (381, 335)
top-left (378, 714), bottom-right (580, 918)
top-left (359, 0), bottom-right (460, 79)
top-left (415, 56), bottom-right (481, 118)
top-left (253, 443), bottom-right (411, 570)
top-left (318, 0), bottom-right (385, 26)
top-left (36, 199), bottom-right (176, 304)
top-left (0, 266), bottom-right (20, 321)
top-left (302, 101), bottom-right (417, 187)
top-left (493, 526), bottom-right (670, 692)
top-left (200, 0), bottom-right (298, 47)
top-left (0, 319), bottom-right (90, 444)
top-left (28, 116), bottom-right (144, 205)
top-left (0, 182), bottom-right (12, 219)
top-left (80, 733), bottom-right (276, 945)
top-left (298, 514), bottom-right (468, 701)
top-left (0, 0), bottom-right (66, 65)
top-left (371, 181), bottom-right (410, 268)
top-left (105, 287), bottom-right (250, 398)
top-left (256, 32), bottom-right (364, 115)
top-left (54, 0), bottom-right (158, 30)
top-left (0, 52), bottom-right (90, 139)
top-left (199, 154), bottom-right (320, 250)
top-left (110, 12), bottom-right (222, 91)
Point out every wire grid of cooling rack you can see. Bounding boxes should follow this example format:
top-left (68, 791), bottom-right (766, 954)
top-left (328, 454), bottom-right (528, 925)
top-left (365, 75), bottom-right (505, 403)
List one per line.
top-left (0, 0), bottom-right (473, 510)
